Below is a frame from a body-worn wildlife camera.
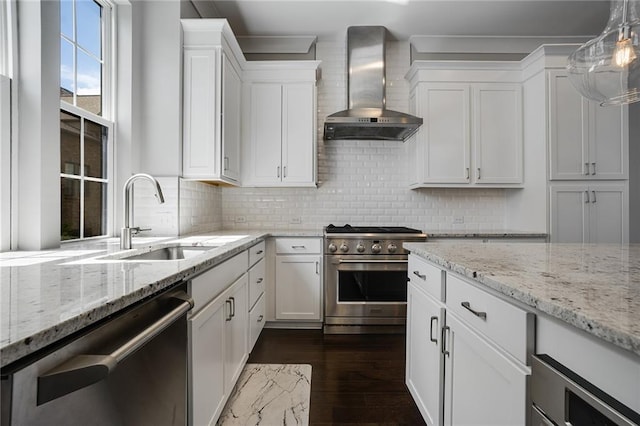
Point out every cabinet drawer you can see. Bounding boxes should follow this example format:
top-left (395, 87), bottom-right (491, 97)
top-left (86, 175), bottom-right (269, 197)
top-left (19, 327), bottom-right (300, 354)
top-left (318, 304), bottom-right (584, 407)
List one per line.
top-left (249, 293), bottom-right (266, 351)
top-left (275, 237), bottom-right (321, 254)
top-left (408, 255), bottom-right (445, 301)
top-left (248, 258), bottom-right (265, 309)
top-left (447, 274), bottom-right (533, 364)
top-left (189, 250), bottom-right (248, 313)
top-left (249, 241), bottom-right (266, 267)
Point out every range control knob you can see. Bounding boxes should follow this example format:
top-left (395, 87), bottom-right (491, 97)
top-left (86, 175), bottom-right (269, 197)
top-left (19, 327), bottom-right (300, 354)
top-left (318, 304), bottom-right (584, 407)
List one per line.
top-left (371, 243), bottom-right (382, 254)
top-left (387, 243), bottom-right (398, 253)
top-left (356, 243), bottom-right (365, 253)
top-left (339, 243), bottom-right (349, 252)
top-left (328, 243), bottom-right (337, 253)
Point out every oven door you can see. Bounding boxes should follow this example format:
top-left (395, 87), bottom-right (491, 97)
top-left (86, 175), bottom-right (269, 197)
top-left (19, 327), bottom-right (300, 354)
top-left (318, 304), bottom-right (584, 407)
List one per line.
top-left (325, 255), bottom-right (408, 324)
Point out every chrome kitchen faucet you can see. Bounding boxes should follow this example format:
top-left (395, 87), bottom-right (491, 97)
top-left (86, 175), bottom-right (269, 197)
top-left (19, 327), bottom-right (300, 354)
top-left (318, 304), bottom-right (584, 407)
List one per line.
top-left (120, 173), bottom-right (165, 249)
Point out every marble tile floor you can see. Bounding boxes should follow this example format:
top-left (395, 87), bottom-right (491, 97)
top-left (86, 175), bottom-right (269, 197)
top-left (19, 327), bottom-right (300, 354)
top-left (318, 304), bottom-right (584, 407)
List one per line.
top-left (218, 364), bottom-right (312, 425)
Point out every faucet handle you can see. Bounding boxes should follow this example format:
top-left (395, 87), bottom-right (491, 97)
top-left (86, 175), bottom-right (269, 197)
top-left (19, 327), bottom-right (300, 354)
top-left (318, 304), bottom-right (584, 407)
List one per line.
top-left (131, 227), bottom-right (152, 235)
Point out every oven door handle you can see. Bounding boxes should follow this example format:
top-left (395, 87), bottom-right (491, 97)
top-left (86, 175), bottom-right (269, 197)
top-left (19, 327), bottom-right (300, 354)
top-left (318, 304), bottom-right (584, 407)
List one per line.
top-left (338, 259), bottom-right (408, 264)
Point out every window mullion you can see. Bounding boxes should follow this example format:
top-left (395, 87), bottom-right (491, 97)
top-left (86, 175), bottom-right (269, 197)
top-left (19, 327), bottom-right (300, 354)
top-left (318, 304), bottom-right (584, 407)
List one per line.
top-left (79, 116), bottom-right (85, 239)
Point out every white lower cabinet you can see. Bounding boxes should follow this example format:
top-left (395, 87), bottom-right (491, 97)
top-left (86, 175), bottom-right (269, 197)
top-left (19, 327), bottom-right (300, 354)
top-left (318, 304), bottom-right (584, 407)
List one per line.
top-left (443, 313), bottom-right (528, 426)
top-left (274, 238), bottom-right (322, 322)
top-left (189, 286), bottom-right (226, 426)
top-left (247, 241), bottom-right (266, 351)
top-left (223, 274), bottom-right (249, 394)
top-left (406, 282), bottom-right (444, 426)
top-left (189, 273), bottom-right (248, 426)
top-left (187, 241), bottom-right (270, 426)
top-left (406, 254), bottom-right (533, 426)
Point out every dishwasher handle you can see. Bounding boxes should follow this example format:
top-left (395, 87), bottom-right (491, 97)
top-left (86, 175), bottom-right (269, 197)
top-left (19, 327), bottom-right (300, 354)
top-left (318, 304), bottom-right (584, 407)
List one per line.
top-left (37, 292), bottom-right (193, 405)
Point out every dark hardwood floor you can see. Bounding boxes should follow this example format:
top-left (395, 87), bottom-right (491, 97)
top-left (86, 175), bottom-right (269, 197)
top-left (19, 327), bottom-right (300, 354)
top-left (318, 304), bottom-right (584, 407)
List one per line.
top-left (247, 328), bottom-right (426, 425)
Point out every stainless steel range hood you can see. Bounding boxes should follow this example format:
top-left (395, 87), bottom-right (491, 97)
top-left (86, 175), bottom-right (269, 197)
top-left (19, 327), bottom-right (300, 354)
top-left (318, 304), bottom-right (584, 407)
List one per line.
top-left (323, 26), bottom-right (423, 141)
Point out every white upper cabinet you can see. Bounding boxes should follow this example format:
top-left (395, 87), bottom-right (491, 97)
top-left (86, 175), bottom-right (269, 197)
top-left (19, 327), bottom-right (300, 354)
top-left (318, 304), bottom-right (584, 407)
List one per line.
top-left (242, 62), bottom-right (320, 187)
top-left (181, 20), bottom-right (244, 185)
top-left (548, 70), bottom-right (628, 180)
top-left (406, 62), bottom-right (523, 188)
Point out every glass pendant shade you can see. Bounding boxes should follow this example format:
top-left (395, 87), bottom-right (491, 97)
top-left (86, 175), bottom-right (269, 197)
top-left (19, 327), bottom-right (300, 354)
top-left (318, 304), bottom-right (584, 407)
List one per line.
top-left (567, 0), bottom-right (640, 106)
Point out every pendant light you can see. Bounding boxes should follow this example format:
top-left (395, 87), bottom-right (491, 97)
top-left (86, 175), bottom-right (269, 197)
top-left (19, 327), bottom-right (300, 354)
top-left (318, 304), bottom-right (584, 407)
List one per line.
top-left (567, 0), bottom-right (640, 106)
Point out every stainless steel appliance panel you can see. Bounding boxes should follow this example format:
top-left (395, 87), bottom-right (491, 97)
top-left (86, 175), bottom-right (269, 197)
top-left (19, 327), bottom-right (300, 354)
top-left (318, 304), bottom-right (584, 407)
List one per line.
top-left (531, 354), bottom-right (640, 426)
top-left (2, 285), bottom-right (192, 426)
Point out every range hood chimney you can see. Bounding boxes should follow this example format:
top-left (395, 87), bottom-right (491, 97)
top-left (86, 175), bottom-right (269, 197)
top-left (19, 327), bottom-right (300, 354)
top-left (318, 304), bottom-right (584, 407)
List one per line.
top-left (323, 26), bottom-right (423, 141)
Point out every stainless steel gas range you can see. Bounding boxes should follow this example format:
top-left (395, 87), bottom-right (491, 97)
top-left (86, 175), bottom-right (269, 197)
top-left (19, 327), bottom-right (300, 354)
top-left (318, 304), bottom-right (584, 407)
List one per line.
top-left (323, 224), bottom-right (427, 334)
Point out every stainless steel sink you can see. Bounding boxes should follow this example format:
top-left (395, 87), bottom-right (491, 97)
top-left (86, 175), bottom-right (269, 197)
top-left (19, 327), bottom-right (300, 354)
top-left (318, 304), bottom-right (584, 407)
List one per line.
top-left (120, 245), bottom-right (214, 261)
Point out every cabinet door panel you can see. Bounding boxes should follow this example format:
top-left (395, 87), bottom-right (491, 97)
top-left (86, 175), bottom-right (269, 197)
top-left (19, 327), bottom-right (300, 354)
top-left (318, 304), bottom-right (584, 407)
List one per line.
top-left (589, 186), bottom-right (626, 243)
top-left (275, 255), bottom-right (321, 320)
top-left (222, 54), bottom-right (241, 182)
top-left (406, 283), bottom-right (444, 426)
top-left (250, 84), bottom-right (283, 184)
top-left (549, 71), bottom-right (589, 180)
top-left (183, 49), bottom-right (219, 178)
top-left (443, 313), bottom-right (528, 426)
top-left (550, 185), bottom-right (588, 243)
top-left (589, 104), bottom-right (627, 179)
top-left (189, 293), bottom-right (226, 426)
top-left (282, 84), bottom-right (315, 184)
top-left (473, 84), bottom-right (522, 183)
top-left (417, 83), bottom-right (470, 183)
top-left (224, 275), bottom-right (248, 394)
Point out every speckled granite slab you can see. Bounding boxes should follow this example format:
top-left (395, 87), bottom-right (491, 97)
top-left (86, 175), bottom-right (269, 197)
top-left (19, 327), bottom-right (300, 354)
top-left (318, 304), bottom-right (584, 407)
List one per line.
top-left (0, 232), bottom-right (271, 368)
top-left (405, 242), bottom-right (640, 357)
top-left (218, 364), bottom-right (311, 426)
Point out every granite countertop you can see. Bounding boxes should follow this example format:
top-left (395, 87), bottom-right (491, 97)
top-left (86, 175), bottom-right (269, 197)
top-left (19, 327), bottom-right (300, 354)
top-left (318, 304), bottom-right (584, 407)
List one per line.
top-left (426, 230), bottom-right (548, 239)
top-left (0, 229), bottom-right (322, 369)
top-left (405, 242), bottom-right (640, 357)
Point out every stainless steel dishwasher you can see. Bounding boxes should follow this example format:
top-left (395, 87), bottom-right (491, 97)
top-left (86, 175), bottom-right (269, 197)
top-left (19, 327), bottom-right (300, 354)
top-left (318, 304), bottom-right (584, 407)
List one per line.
top-left (1, 284), bottom-right (193, 426)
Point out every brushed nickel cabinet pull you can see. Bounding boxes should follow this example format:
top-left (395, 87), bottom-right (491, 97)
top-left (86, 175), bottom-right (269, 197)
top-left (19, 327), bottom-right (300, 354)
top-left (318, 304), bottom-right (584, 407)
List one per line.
top-left (256, 277), bottom-right (264, 284)
top-left (477, 167), bottom-right (481, 180)
top-left (461, 301), bottom-right (487, 320)
top-left (277, 166), bottom-right (280, 178)
top-left (591, 162), bottom-right (596, 175)
top-left (585, 190), bottom-right (590, 203)
top-left (257, 315), bottom-right (264, 322)
top-left (441, 326), bottom-right (450, 356)
top-left (466, 167), bottom-right (470, 180)
top-left (585, 162), bottom-right (590, 175)
top-left (429, 316), bottom-right (438, 344)
top-left (225, 299), bottom-right (233, 321)
top-left (256, 250), bottom-right (264, 255)
top-left (412, 270), bottom-right (426, 280)
top-left (592, 191), bottom-right (597, 203)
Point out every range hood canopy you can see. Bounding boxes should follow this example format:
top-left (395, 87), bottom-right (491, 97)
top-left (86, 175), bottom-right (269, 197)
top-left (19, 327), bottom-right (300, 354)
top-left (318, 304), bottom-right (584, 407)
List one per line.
top-left (323, 26), bottom-right (423, 141)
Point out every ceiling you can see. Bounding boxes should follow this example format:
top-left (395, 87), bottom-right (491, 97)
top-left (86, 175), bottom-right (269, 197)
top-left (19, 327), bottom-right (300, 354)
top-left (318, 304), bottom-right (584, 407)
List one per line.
top-left (207, 0), bottom-right (611, 42)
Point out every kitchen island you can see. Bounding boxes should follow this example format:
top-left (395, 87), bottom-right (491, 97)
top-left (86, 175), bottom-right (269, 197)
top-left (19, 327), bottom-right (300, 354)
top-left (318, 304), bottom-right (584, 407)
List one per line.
top-left (404, 241), bottom-right (640, 423)
top-left (405, 242), bottom-right (639, 356)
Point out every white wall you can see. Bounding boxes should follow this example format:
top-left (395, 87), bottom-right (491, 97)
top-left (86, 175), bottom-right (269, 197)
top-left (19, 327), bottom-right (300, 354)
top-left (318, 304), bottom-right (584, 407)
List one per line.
top-left (221, 40), bottom-right (507, 232)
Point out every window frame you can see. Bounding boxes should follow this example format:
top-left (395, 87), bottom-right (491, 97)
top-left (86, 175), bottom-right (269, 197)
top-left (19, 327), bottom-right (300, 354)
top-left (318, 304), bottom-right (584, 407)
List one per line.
top-left (60, 0), bottom-right (115, 243)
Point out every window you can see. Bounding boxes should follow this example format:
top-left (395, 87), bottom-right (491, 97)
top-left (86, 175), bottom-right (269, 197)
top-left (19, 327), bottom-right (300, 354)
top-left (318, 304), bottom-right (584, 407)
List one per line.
top-left (60, 0), bottom-right (112, 241)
